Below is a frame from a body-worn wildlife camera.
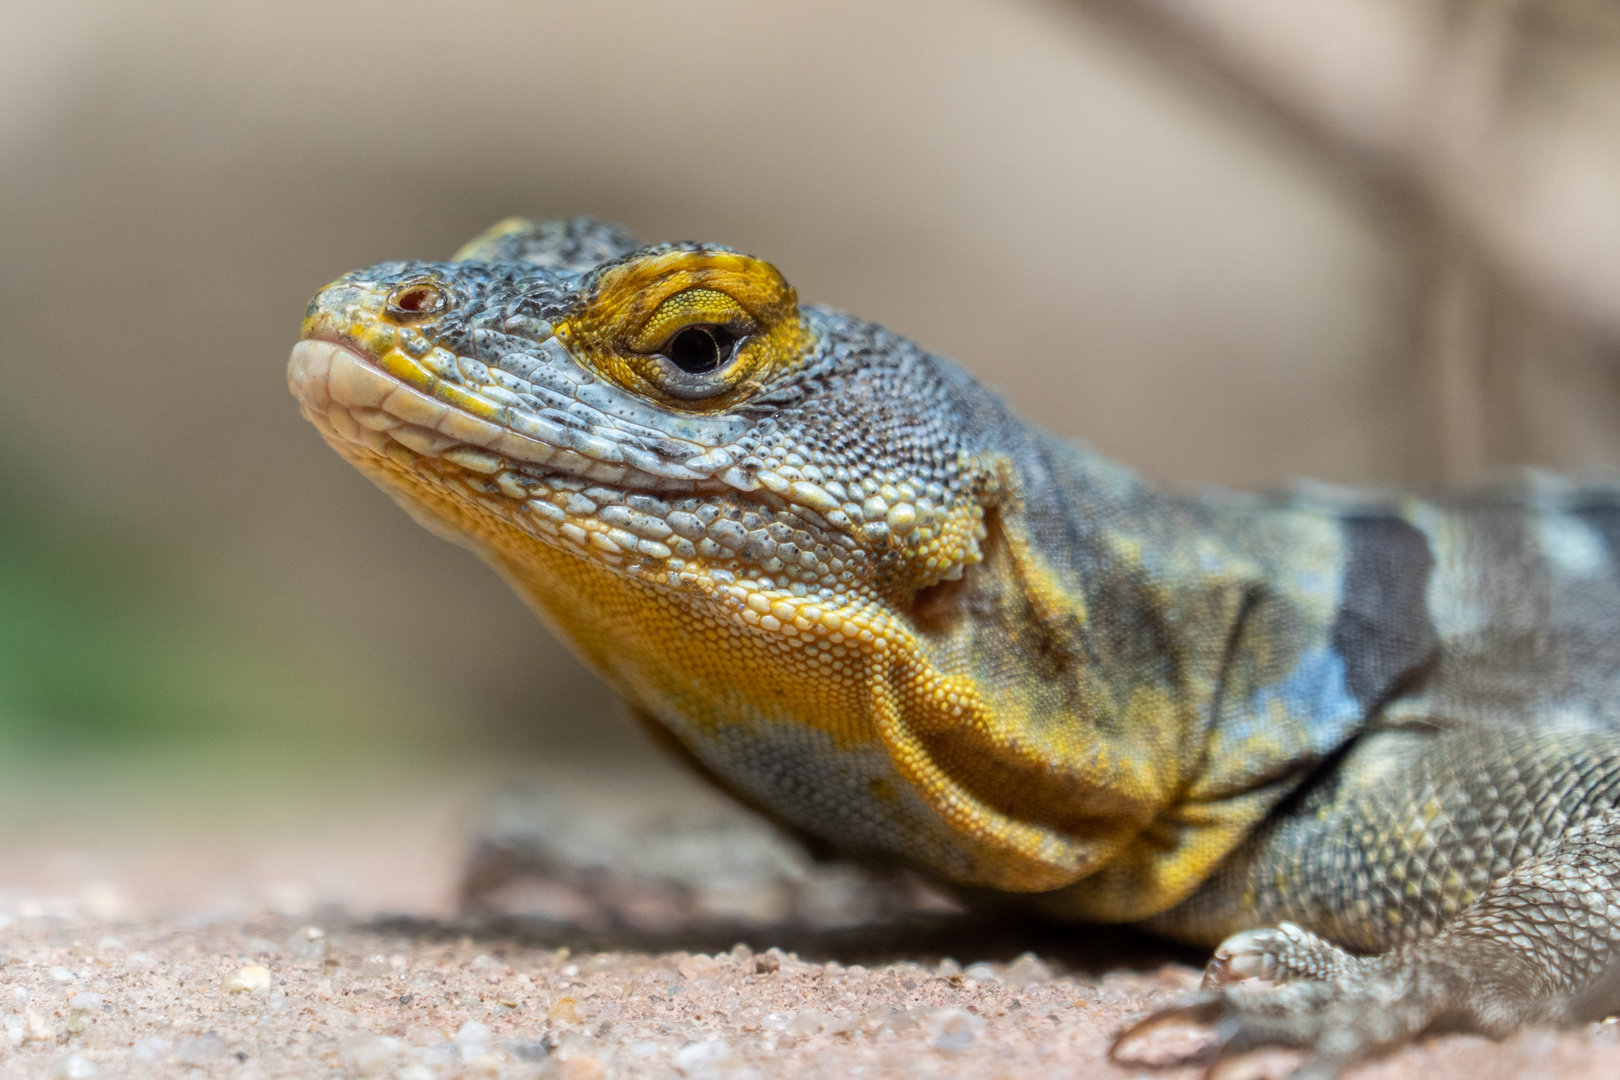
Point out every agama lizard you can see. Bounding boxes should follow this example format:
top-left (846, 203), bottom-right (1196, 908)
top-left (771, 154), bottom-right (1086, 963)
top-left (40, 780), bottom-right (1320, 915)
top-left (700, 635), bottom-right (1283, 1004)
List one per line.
top-left (288, 218), bottom-right (1620, 1077)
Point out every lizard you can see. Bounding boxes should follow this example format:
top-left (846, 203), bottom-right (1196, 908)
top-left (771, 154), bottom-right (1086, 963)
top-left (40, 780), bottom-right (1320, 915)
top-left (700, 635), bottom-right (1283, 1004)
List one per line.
top-left (287, 216), bottom-right (1620, 1077)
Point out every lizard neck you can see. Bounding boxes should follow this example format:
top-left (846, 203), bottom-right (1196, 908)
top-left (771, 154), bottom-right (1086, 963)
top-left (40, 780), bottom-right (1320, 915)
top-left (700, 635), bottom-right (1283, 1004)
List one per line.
top-left (940, 419), bottom-right (1400, 919)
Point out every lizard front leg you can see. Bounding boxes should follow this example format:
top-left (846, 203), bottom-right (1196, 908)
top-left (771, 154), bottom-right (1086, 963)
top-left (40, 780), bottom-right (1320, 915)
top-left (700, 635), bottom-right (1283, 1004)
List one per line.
top-left (1116, 727), bottom-right (1620, 1078)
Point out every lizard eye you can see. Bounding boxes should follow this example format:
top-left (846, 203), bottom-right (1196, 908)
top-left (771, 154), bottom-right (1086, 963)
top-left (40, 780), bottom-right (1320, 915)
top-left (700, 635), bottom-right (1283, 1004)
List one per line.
top-left (560, 251), bottom-right (809, 408)
top-left (648, 322), bottom-right (748, 399)
top-left (386, 281), bottom-right (448, 320)
top-left (663, 324), bottom-right (739, 374)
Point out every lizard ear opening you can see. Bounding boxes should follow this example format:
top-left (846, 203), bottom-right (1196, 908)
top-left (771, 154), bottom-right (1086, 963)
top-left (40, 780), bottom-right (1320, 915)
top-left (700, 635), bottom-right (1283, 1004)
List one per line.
top-left (911, 508), bottom-right (1003, 637)
top-left (557, 248), bottom-right (813, 410)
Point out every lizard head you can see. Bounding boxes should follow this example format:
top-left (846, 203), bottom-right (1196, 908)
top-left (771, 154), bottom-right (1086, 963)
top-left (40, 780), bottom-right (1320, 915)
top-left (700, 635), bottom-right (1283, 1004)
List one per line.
top-left (292, 216), bottom-right (992, 617)
top-left (288, 218), bottom-right (1068, 883)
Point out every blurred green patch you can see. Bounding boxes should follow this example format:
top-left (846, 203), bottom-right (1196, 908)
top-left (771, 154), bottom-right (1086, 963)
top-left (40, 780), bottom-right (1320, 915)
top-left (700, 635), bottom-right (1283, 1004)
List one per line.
top-left (0, 475), bottom-right (436, 759)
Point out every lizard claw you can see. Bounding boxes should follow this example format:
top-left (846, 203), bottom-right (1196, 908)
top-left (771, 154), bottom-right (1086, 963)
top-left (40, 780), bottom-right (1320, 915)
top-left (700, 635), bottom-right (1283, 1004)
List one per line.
top-left (1203, 922), bottom-right (1365, 989)
top-left (1107, 991), bottom-right (1225, 1063)
top-left (1112, 950), bottom-right (1417, 1079)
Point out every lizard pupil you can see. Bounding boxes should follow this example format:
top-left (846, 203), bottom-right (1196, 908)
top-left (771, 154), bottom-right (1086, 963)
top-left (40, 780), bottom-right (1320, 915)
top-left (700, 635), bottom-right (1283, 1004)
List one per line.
top-left (665, 325), bottom-right (736, 374)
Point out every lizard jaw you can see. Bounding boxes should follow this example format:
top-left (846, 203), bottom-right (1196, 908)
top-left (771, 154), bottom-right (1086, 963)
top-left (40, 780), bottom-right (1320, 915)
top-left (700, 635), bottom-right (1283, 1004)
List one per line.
top-left (288, 338), bottom-right (712, 493)
top-left (287, 338), bottom-right (878, 598)
top-left (288, 337), bottom-right (733, 567)
top-left (287, 335), bottom-right (911, 680)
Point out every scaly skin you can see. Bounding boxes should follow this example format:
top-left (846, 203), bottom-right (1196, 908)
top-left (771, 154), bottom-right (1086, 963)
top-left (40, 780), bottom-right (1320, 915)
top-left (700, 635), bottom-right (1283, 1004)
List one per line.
top-left (289, 218), bottom-right (1620, 1075)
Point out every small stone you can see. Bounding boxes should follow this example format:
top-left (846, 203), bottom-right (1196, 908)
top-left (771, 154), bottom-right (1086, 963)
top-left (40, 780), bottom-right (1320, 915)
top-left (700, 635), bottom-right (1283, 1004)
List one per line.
top-left (1006, 952), bottom-right (1053, 986)
top-left (285, 926), bottom-right (329, 962)
top-left (963, 962), bottom-right (1002, 983)
top-left (872, 1008), bottom-right (922, 1032)
top-left (922, 1007), bottom-right (984, 1051)
top-left (754, 952), bottom-right (781, 974)
top-left (549, 996), bottom-right (583, 1023)
top-left (505, 1037), bottom-right (554, 1062)
top-left (454, 1020), bottom-right (493, 1055)
top-left (340, 1032), bottom-right (402, 1076)
top-left (130, 1037), bottom-right (169, 1064)
top-left (396, 1066), bottom-right (436, 1080)
top-left (48, 1054), bottom-right (100, 1079)
top-left (65, 997), bottom-right (99, 1036)
top-left (50, 965), bottom-right (76, 984)
top-left (672, 1039), bottom-right (730, 1074)
top-left (25, 1010), bottom-right (56, 1041)
top-left (465, 1053), bottom-right (502, 1077)
top-left (676, 954), bottom-right (720, 979)
top-left (560, 1056), bottom-right (605, 1080)
top-left (360, 953), bottom-right (391, 978)
top-left (222, 965), bottom-right (272, 996)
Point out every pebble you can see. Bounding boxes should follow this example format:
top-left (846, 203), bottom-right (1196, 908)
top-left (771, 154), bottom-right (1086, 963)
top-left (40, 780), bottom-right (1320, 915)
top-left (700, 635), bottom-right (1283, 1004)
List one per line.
top-left (26, 1010), bottom-right (55, 1041)
top-left (285, 925), bottom-right (329, 961)
top-left (673, 1039), bottom-right (730, 1073)
top-left (454, 1019), bottom-right (493, 1055)
top-left (560, 1056), bottom-right (606, 1080)
top-left (221, 964), bottom-right (272, 995)
top-left (341, 1031), bottom-right (402, 1076)
top-left (47, 1054), bottom-right (99, 1079)
top-left (464, 1053), bottom-right (502, 1076)
top-left (130, 1037), bottom-right (169, 1063)
top-left (1005, 952), bottom-right (1054, 987)
top-left (921, 1007), bottom-right (984, 1051)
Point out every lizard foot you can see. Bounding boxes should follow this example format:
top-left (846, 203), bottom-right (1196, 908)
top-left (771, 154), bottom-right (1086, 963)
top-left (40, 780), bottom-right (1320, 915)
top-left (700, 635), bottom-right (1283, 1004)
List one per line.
top-left (1114, 811), bottom-right (1620, 1079)
top-left (1200, 922), bottom-right (1366, 988)
top-left (1111, 956), bottom-right (1451, 1080)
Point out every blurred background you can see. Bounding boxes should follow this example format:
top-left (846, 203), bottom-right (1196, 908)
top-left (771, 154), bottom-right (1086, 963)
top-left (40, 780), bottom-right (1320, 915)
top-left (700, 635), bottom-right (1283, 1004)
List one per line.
top-left (1, 0), bottom-right (1618, 904)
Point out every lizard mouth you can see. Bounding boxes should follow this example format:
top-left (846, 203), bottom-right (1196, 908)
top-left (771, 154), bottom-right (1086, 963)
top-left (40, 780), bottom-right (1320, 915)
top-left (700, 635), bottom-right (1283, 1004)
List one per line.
top-left (287, 337), bottom-right (721, 495)
top-left (286, 338), bottom-right (866, 584)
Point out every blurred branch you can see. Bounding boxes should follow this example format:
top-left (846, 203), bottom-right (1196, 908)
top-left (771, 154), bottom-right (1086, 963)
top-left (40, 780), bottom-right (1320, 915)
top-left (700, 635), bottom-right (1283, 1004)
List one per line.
top-left (1079, 0), bottom-right (1620, 346)
top-left (1077, 0), bottom-right (1620, 479)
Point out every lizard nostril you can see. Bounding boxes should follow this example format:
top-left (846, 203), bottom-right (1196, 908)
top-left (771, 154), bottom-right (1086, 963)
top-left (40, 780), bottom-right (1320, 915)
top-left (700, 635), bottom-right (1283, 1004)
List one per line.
top-left (386, 282), bottom-right (448, 320)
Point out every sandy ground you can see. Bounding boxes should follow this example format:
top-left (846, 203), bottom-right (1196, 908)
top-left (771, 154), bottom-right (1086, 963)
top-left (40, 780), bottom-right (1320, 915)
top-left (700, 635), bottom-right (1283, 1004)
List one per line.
top-left (2, 758), bottom-right (1619, 1080)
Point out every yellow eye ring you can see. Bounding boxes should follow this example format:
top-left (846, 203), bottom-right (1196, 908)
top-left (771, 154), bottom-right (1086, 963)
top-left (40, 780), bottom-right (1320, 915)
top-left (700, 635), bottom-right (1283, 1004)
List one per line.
top-left (558, 249), bottom-right (812, 410)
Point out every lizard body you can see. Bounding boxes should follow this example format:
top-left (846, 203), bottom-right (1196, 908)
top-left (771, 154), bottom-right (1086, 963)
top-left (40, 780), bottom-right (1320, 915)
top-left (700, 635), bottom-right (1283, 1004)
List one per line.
top-left (289, 218), bottom-right (1620, 1074)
